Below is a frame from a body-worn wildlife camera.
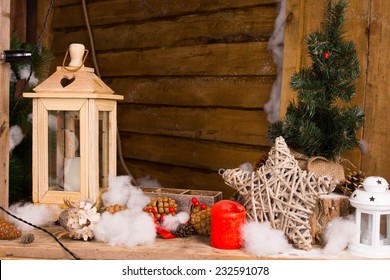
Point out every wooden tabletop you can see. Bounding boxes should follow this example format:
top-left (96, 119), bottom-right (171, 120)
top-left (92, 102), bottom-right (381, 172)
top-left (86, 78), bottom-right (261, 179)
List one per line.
top-left (0, 226), bottom-right (371, 260)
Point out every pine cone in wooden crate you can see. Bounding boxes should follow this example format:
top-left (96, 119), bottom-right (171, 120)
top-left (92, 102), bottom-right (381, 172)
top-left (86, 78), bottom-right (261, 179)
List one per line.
top-left (0, 218), bottom-right (22, 239)
top-left (144, 196), bottom-right (177, 220)
top-left (104, 204), bottom-right (127, 214)
top-left (189, 198), bottom-right (211, 235)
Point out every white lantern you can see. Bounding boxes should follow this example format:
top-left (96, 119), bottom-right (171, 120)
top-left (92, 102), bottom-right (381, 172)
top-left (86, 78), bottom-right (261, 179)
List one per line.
top-left (349, 176), bottom-right (390, 258)
top-left (23, 44), bottom-right (123, 206)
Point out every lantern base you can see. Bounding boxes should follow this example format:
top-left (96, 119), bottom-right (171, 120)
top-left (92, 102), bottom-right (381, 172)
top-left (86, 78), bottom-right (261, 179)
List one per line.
top-left (348, 243), bottom-right (390, 258)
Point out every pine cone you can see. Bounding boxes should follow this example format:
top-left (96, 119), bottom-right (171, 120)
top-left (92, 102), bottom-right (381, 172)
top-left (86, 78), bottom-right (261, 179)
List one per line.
top-left (104, 204), bottom-right (126, 214)
top-left (0, 218), bottom-right (22, 239)
top-left (144, 197), bottom-right (177, 220)
top-left (21, 233), bottom-right (35, 244)
top-left (254, 154), bottom-right (268, 170)
top-left (336, 170), bottom-right (365, 196)
top-left (190, 205), bottom-right (211, 235)
top-left (172, 223), bottom-right (195, 238)
top-left (58, 200), bottom-right (101, 241)
top-left (58, 209), bottom-right (70, 229)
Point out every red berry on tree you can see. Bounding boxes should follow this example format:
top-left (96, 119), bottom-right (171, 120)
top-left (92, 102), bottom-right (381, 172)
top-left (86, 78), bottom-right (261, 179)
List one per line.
top-left (169, 207), bottom-right (175, 213)
top-left (324, 52), bottom-right (330, 59)
top-left (191, 197), bottom-right (198, 204)
top-left (194, 200), bottom-right (200, 207)
top-left (201, 204), bottom-right (207, 210)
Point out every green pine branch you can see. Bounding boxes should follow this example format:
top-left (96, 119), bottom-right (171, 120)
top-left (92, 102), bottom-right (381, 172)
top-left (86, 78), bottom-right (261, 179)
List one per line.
top-left (9, 34), bottom-right (53, 204)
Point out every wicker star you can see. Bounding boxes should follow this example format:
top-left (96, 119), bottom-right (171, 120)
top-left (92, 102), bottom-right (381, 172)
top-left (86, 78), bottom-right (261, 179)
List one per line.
top-left (220, 136), bottom-right (337, 250)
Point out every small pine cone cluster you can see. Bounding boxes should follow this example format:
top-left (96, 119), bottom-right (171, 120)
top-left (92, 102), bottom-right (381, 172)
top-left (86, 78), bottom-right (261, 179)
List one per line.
top-left (144, 197), bottom-right (178, 220)
top-left (189, 197), bottom-right (211, 235)
top-left (104, 204), bottom-right (127, 214)
top-left (0, 218), bottom-right (22, 240)
top-left (337, 170), bottom-right (365, 196)
top-left (172, 223), bottom-right (195, 238)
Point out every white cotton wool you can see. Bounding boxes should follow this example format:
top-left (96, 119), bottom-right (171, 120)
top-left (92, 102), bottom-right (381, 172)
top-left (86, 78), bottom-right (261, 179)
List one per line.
top-left (93, 210), bottom-right (156, 248)
top-left (136, 175), bottom-right (161, 188)
top-left (101, 175), bottom-right (134, 206)
top-left (239, 162), bottom-right (254, 172)
top-left (9, 125), bottom-right (24, 153)
top-left (9, 202), bottom-right (59, 231)
top-left (264, 0), bottom-right (287, 124)
top-left (18, 65), bottom-right (39, 86)
top-left (242, 221), bottom-right (291, 256)
top-left (125, 186), bottom-right (151, 215)
top-left (161, 212), bottom-right (190, 231)
top-left (93, 175), bottom-right (156, 247)
top-left (323, 215), bottom-right (359, 255)
top-left (48, 114), bottom-right (58, 131)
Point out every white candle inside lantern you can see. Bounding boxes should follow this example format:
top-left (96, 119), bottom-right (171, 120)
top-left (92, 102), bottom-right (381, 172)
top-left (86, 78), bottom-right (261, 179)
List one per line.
top-left (64, 157), bottom-right (81, 192)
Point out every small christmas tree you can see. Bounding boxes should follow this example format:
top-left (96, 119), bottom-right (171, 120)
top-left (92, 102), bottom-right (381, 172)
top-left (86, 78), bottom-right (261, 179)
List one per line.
top-left (268, 0), bottom-right (364, 161)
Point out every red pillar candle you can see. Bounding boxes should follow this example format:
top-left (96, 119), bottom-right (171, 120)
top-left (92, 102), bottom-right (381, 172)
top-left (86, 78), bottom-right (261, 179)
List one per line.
top-left (210, 200), bottom-right (246, 249)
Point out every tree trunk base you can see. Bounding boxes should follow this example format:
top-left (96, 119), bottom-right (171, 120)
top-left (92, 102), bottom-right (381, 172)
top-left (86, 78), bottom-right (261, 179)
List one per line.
top-left (310, 193), bottom-right (353, 245)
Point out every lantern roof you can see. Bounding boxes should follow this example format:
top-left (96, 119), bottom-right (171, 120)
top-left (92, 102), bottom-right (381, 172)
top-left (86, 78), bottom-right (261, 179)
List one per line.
top-left (33, 66), bottom-right (114, 95)
top-left (350, 189), bottom-right (390, 210)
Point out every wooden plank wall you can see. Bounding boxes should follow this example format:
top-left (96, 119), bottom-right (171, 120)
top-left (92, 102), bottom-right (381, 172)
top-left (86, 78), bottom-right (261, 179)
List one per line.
top-left (282, 0), bottom-right (390, 181)
top-left (0, 0), bottom-right (10, 213)
top-left (47, 0), bottom-right (278, 198)
top-left (363, 1), bottom-right (390, 181)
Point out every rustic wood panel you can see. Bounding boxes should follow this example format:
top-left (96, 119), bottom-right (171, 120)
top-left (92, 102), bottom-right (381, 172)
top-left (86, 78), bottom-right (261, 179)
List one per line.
top-left (120, 133), bottom-right (268, 172)
top-left (279, 0), bottom-right (305, 118)
top-left (118, 106), bottom-right (269, 146)
top-left (280, 0), bottom-right (328, 117)
top-left (36, 0), bottom-right (55, 49)
top-left (52, 0), bottom-right (277, 29)
top-left (338, 0), bottom-right (370, 171)
top-left (108, 76), bottom-right (274, 108)
top-left (105, 42), bottom-right (274, 76)
top-left (52, 42), bottom-right (276, 77)
top-left (10, 0), bottom-right (27, 41)
top-left (361, 0), bottom-right (390, 179)
top-left (50, 6), bottom-right (277, 52)
top-left (0, 0), bottom-right (10, 213)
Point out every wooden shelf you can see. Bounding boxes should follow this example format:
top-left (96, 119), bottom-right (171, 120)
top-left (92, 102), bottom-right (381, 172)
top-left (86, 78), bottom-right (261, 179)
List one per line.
top-left (0, 226), bottom-right (371, 260)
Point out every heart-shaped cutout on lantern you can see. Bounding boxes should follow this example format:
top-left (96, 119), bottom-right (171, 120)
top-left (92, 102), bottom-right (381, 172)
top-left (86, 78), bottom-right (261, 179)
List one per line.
top-left (60, 77), bottom-right (76, 88)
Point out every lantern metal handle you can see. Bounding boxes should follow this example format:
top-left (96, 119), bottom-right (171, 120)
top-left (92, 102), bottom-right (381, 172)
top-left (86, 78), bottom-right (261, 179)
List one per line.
top-left (62, 48), bottom-right (89, 72)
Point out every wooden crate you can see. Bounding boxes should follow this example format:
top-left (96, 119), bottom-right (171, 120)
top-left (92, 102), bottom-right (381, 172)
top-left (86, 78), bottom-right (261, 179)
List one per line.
top-left (140, 186), bottom-right (222, 212)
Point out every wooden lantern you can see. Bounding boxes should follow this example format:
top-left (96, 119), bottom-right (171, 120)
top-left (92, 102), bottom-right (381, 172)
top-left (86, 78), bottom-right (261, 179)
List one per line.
top-left (23, 44), bottom-right (123, 206)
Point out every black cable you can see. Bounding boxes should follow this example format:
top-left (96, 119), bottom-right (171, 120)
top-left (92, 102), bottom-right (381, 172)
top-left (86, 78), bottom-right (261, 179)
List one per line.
top-left (0, 206), bottom-right (81, 260)
top-left (33, 0), bottom-right (54, 55)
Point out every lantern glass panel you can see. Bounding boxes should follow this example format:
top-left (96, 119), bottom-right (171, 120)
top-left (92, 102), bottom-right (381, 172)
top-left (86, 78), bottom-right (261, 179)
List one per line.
top-left (380, 214), bottom-right (390, 245)
top-left (48, 110), bottom-right (81, 192)
top-left (99, 111), bottom-right (109, 189)
top-left (360, 212), bottom-right (373, 245)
